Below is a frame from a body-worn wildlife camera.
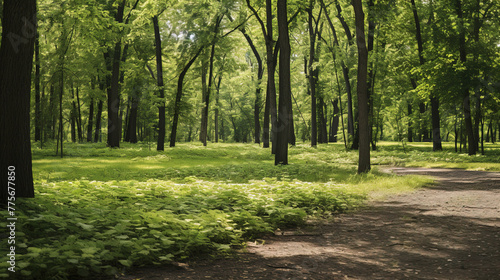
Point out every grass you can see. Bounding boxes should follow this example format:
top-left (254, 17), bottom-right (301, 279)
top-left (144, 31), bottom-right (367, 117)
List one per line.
top-left (5, 140), bottom-right (498, 279)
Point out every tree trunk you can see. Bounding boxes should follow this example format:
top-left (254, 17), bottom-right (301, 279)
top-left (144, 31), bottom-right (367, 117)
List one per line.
top-left (104, 0), bottom-right (126, 148)
top-left (331, 1), bottom-right (355, 136)
top-left (266, 0), bottom-right (278, 154)
top-left (308, 6), bottom-right (317, 147)
top-left (241, 29), bottom-right (264, 144)
top-left (352, 0), bottom-right (370, 173)
top-left (170, 48), bottom-right (203, 147)
top-left (455, 0), bottom-right (476, 155)
top-left (71, 87), bottom-right (77, 143)
top-left (366, 0), bottom-right (376, 151)
top-left (318, 97), bottom-right (328, 143)
top-left (214, 75), bottom-right (222, 143)
top-left (275, 0), bottom-right (292, 165)
top-left (153, 15), bottom-right (166, 151)
top-left (94, 100), bottom-right (103, 143)
top-left (0, 0), bottom-right (37, 202)
top-left (330, 99), bottom-right (339, 142)
top-left (200, 16), bottom-right (222, 147)
top-left (411, 0), bottom-right (441, 149)
top-left (35, 30), bottom-right (41, 142)
top-left (87, 97), bottom-right (94, 142)
top-left (49, 84), bottom-right (57, 139)
top-left (76, 87), bottom-right (83, 142)
top-left (408, 103), bottom-right (413, 142)
top-left (126, 88), bottom-right (139, 144)
top-left (431, 96), bottom-right (443, 151)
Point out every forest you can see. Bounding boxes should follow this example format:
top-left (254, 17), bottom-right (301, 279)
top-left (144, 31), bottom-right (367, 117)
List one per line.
top-left (0, 0), bottom-right (499, 279)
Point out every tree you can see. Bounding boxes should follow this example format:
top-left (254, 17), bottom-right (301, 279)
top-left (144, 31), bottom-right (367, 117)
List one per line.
top-left (275, 0), bottom-right (293, 165)
top-left (0, 0), bottom-right (37, 203)
top-left (352, 0), bottom-right (370, 173)
top-left (410, 0), bottom-right (442, 151)
top-left (170, 48), bottom-right (204, 147)
top-left (153, 15), bottom-right (166, 151)
top-left (246, 0), bottom-right (278, 152)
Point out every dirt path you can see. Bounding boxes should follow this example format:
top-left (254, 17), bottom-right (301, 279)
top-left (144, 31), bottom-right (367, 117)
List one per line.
top-left (117, 167), bottom-right (500, 280)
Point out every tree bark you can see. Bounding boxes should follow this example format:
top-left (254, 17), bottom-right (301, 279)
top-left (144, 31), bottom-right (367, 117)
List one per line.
top-left (87, 97), bottom-right (94, 142)
top-left (76, 87), bottom-right (83, 142)
top-left (266, 0), bottom-right (278, 153)
top-left (200, 60), bottom-right (208, 143)
top-left (35, 30), bottom-right (41, 142)
top-left (308, 6), bottom-right (318, 147)
top-left (214, 75), bottom-right (222, 143)
top-left (94, 100), bottom-right (103, 143)
top-left (318, 97), bottom-right (328, 143)
top-left (275, 0), bottom-right (292, 165)
top-left (352, 0), bottom-right (370, 173)
top-left (408, 103), bottom-right (413, 142)
top-left (330, 99), bottom-right (340, 142)
top-left (431, 96), bottom-right (442, 151)
top-left (153, 15), bottom-right (166, 151)
top-left (0, 0), bottom-right (37, 202)
top-left (104, 0), bottom-right (126, 148)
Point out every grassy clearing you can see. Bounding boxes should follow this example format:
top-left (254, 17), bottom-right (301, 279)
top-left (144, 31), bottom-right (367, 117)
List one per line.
top-left (372, 141), bottom-right (500, 171)
top-left (8, 140), bottom-right (496, 279)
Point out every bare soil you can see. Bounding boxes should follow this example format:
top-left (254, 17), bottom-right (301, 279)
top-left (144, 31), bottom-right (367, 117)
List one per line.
top-left (115, 167), bottom-right (500, 280)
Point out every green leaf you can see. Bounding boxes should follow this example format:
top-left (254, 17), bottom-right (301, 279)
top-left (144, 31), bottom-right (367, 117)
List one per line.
top-left (118, 259), bottom-right (132, 267)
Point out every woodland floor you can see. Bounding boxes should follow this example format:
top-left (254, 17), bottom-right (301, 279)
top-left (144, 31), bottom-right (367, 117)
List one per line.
top-left (114, 167), bottom-right (500, 280)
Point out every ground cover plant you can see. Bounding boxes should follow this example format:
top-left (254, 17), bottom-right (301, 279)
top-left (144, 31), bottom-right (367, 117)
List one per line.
top-left (5, 141), bottom-right (499, 279)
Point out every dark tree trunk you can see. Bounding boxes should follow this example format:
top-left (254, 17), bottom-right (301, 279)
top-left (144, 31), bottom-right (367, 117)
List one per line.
top-left (103, 0), bottom-right (126, 148)
top-left (153, 15), bottom-right (166, 151)
top-left (411, 0), bottom-right (441, 149)
top-left (35, 30), bottom-right (41, 142)
top-left (330, 99), bottom-right (339, 142)
top-left (474, 93), bottom-right (481, 151)
top-left (455, 0), bottom-right (476, 155)
top-left (0, 0), bottom-right (37, 202)
top-left (419, 102), bottom-right (428, 141)
top-left (201, 15), bottom-right (222, 146)
top-left (431, 96), bottom-right (442, 151)
top-left (94, 100), bottom-right (103, 143)
top-left (57, 61), bottom-right (64, 158)
top-left (170, 48), bottom-right (203, 147)
top-left (318, 97), bottom-right (328, 143)
top-left (366, 0), bottom-right (376, 151)
top-left (352, 0), bottom-right (370, 173)
top-left (49, 85), bottom-right (57, 139)
top-left (245, 0), bottom-right (276, 149)
top-left (275, 0), bottom-right (292, 165)
top-left (266, 0), bottom-right (278, 154)
top-left (330, 0), bottom-right (355, 136)
top-left (308, 6), bottom-right (318, 147)
top-left (126, 87), bottom-right (139, 144)
top-left (408, 103), bottom-right (413, 142)
top-left (263, 86), bottom-right (271, 147)
top-left (241, 29), bottom-right (264, 144)
top-left (214, 75), bottom-right (222, 143)
top-left (71, 87), bottom-right (77, 143)
top-left (76, 87), bottom-right (83, 142)
top-left (200, 61), bottom-right (208, 143)
top-left (87, 97), bottom-right (94, 142)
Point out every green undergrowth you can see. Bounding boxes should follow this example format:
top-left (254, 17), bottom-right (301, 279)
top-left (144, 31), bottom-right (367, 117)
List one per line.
top-left (0, 141), bottom-right (445, 279)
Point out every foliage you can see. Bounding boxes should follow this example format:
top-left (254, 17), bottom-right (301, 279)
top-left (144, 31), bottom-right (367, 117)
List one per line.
top-left (0, 142), bottom-right (438, 279)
